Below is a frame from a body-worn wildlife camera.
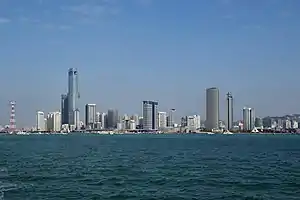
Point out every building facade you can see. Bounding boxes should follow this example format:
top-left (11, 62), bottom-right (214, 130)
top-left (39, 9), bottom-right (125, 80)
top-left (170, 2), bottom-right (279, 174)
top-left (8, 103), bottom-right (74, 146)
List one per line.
top-left (85, 104), bottom-right (97, 129)
top-left (167, 109), bottom-right (176, 127)
top-left (243, 107), bottom-right (255, 131)
top-left (107, 109), bottom-right (118, 129)
top-left (61, 94), bottom-right (69, 125)
top-left (142, 101), bottom-right (158, 130)
top-left (158, 111), bottom-right (167, 129)
top-left (74, 109), bottom-right (80, 130)
top-left (187, 115), bottom-right (201, 131)
top-left (68, 68), bottom-right (80, 126)
top-left (46, 112), bottom-right (61, 132)
top-left (36, 111), bottom-right (45, 131)
top-left (206, 87), bottom-right (219, 131)
top-left (100, 112), bottom-right (107, 129)
top-left (226, 92), bottom-right (233, 130)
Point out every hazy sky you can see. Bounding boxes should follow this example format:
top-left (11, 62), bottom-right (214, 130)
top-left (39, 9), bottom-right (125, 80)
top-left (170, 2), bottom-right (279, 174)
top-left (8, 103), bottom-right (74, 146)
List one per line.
top-left (0, 0), bottom-right (299, 127)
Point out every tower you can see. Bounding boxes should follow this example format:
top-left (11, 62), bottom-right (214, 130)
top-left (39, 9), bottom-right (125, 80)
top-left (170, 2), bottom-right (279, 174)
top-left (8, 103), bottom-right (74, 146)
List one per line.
top-left (9, 101), bottom-right (16, 131)
top-left (85, 104), bottom-right (96, 129)
top-left (206, 87), bottom-right (219, 131)
top-left (36, 111), bottom-right (45, 131)
top-left (167, 108), bottom-right (176, 127)
top-left (61, 94), bottom-right (69, 125)
top-left (67, 68), bottom-right (80, 126)
top-left (107, 109), bottom-right (119, 129)
top-left (243, 107), bottom-right (255, 131)
top-left (142, 101), bottom-right (158, 130)
top-left (226, 92), bottom-right (233, 130)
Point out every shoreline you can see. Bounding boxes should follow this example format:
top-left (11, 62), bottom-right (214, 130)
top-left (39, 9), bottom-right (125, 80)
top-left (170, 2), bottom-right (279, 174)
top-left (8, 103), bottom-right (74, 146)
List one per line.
top-left (0, 131), bottom-right (299, 136)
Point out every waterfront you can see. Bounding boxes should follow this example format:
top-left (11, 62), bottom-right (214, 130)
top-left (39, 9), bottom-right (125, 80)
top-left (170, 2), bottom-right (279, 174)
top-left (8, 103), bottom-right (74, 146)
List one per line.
top-left (0, 134), bottom-right (299, 199)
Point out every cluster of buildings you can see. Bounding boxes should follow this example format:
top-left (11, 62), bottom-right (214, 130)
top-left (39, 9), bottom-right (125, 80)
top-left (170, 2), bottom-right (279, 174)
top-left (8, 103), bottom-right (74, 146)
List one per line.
top-left (32, 68), bottom-right (300, 133)
top-left (34, 68), bottom-right (203, 132)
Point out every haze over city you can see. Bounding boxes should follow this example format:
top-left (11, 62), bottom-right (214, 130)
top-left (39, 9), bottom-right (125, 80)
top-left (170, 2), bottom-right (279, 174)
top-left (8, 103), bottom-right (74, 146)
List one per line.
top-left (0, 0), bottom-right (300, 127)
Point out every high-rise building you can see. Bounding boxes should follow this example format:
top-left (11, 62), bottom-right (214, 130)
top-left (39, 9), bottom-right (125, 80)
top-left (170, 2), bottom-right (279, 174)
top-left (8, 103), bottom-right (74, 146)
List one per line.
top-left (226, 92), bottom-right (233, 130)
top-left (138, 117), bottom-right (143, 128)
top-left (96, 112), bottom-right (101, 123)
top-left (243, 107), bottom-right (255, 131)
top-left (61, 94), bottom-right (69, 125)
top-left (85, 104), bottom-right (96, 129)
top-left (255, 117), bottom-right (263, 129)
top-left (36, 111), bottom-right (45, 131)
top-left (131, 114), bottom-right (139, 126)
top-left (67, 68), bottom-right (80, 126)
top-left (74, 109), bottom-right (80, 130)
top-left (167, 109), bottom-right (176, 127)
top-left (181, 117), bottom-right (187, 127)
top-left (100, 112), bottom-right (107, 129)
top-left (46, 111), bottom-right (61, 132)
top-left (158, 111), bottom-right (167, 129)
top-left (187, 115), bottom-right (201, 131)
top-left (206, 87), bottom-right (219, 131)
top-left (142, 101), bottom-right (158, 130)
top-left (107, 109), bottom-right (118, 129)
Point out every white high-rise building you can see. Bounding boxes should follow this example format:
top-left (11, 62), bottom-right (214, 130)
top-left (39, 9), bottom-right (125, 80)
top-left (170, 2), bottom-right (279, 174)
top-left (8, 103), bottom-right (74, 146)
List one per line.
top-left (131, 114), bottom-right (139, 126)
top-left (36, 111), bottom-right (45, 131)
top-left (129, 120), bottom-right (136, 130)
top-left (284, 119), bottom-right (292, 129)
top-left (100, 112), bottom-right (107, 129)
top-left (74, 109), bottom-right (80, 130)
top-left (96, 112), bottom-right (101, 123)
top-left (243, 107), bottom-right (255, 131)
top-left (187, 115), bottom-right (201, 131)
top-left (292, 120), bottom-right (298, 129)
top-left (158, 112), bottom-right (167, 129)
top-left (46, 112), bottom-right (61, 132)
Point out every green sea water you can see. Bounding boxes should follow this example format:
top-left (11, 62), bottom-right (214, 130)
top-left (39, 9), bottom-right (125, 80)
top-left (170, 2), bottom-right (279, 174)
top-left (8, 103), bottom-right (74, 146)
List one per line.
top-left (0, 134), bottom-right (299, 199)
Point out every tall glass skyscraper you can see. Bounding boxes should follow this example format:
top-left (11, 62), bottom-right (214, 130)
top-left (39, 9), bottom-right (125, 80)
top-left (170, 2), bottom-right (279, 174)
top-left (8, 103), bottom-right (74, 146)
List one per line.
top-left (206, 87), bottom-right (219, 131)
top-left (226, 92), bottom-right (233, 130)
top-left (107, 109), bottom-right (119, 129)
top-left (142, 101), bottom-right (158, 130)
top-left (61, 94), bottom-right (69, 125)
top-left (67, 68), bottom-right (80, 126)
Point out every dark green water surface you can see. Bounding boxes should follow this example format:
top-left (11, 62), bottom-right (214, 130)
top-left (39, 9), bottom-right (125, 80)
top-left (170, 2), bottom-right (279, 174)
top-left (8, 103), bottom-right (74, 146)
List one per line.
top-left (0, 134), bottom-right (299, 199)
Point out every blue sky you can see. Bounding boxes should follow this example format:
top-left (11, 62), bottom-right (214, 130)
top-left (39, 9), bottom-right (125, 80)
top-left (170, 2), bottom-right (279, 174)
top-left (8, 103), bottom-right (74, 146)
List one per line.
top-left (0, 0), bottom-right (300, 127)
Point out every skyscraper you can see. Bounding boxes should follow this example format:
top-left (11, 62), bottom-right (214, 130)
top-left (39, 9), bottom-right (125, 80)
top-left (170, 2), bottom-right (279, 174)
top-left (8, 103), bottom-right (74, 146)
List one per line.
top-left (158, 111), bottom-right (167, 129)
top-left (187, 115), bottom-right (201, 131)
top-left (167, 109), bottom-right (176, 127)
top-left (68, 68), bottom-right (80, 126)
top-left (74, 109), bottom-right (80, 130)
top-left (61, 94), bottom-right (69, 125)
top-left (36, 111), bottom-right (45, 131)
top-left (226, 92), bottom-right (233, 130)
top-left (46, 111), bottom-right (61, 132)
top-left (243, 107), bottom-right (255, 131)
top-left (100, 112), bottom-right (108, 129)
top-left (206, 87), bottom-right (219, 131)
top-left (107, 109), bottom-right (118, 129)
top-left (85, 104), bottom-right (96, 129)
top-left (142, 101), bottom-right (158, 130)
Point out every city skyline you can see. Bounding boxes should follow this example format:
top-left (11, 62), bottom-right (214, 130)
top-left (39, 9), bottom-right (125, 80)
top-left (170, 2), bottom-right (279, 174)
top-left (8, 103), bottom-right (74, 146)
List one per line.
top-left (0, 66), bottom-right (299, 128)
top-left (1, 0), bottom-right (300, 126)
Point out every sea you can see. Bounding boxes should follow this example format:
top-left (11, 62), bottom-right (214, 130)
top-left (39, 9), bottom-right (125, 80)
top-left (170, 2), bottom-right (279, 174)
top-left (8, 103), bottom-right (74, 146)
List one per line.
top-left (0, 134), bottom-right (299, 200)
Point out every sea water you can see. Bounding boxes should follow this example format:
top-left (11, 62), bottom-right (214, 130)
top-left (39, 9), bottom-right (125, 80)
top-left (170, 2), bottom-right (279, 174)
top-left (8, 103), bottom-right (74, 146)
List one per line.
top-left (0, 134), bottom-right (299, 199)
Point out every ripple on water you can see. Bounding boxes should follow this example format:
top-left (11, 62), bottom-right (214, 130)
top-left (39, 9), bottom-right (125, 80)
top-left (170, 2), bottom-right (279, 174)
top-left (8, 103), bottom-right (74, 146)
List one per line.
top-left (0, 134), bottom-right (299, 199)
